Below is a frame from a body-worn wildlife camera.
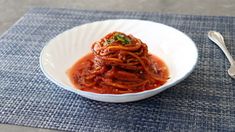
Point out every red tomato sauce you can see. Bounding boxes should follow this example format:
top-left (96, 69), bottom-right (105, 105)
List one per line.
top-left (67, 53), bottom-right (169, 94)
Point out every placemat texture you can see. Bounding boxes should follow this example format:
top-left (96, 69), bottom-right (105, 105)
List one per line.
top-left (0, 7), bottom-right (235, 132)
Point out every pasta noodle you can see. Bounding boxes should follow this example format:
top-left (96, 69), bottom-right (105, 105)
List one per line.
top-left (68, 32), bottom-right (169, 94)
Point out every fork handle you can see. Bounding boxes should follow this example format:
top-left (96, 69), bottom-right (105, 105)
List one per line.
top-left (208, 31), bottom-right (235, 66)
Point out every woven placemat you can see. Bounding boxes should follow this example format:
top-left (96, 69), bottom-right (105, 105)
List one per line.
top-left (0, 7), bottom-right (235, 132)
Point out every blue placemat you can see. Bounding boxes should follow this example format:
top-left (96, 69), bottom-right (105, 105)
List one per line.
top-left (0, 7), bottom-right (235, 132)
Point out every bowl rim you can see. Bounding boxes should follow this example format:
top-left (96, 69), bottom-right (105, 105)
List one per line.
top-left (39, 19), bottom-right (198, 97)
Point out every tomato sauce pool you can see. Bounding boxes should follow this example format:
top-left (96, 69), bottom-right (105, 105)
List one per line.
top-left (67, 53), bottom-right (169, 94)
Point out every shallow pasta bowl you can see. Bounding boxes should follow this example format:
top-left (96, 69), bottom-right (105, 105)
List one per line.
top-left (40, 19), bottom-right (198, 103)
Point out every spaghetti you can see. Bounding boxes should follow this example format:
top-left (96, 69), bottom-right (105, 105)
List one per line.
top-left (68, 32), bottom-right (169, 94)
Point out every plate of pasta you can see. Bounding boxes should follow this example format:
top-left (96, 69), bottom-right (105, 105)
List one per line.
top-left (40, 19), bottom-right (198, 102)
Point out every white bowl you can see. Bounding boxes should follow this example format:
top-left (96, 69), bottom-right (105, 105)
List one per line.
top-left (40, 19), bottom-right (198, 103)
